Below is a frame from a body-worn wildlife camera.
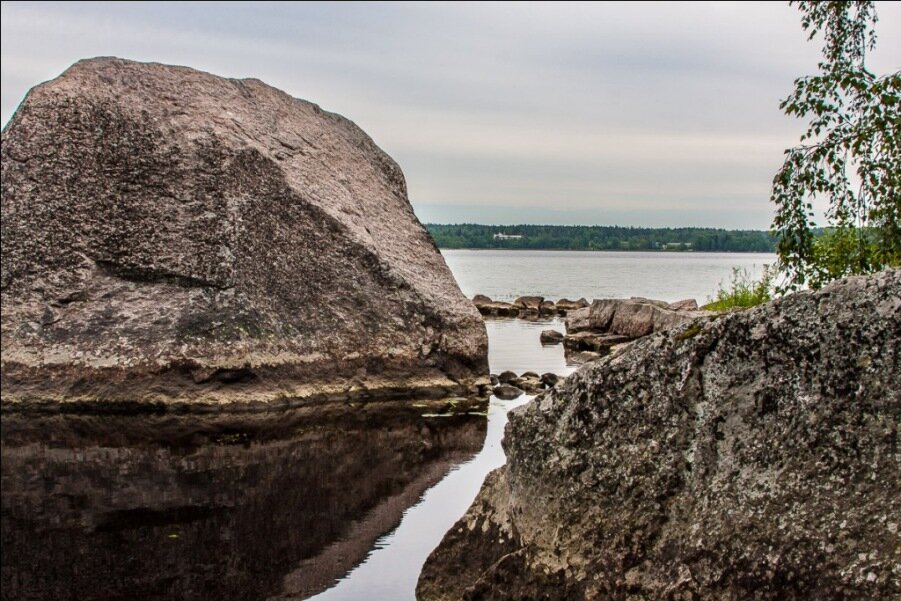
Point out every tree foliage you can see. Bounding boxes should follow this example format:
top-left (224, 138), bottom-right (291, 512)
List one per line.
top-left (772, 0), bottom-right (900, 291)
top-left (426, 223), bottom-right (777, 252)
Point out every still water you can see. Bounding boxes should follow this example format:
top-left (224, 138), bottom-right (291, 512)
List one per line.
top-left (442, 249), bottom-right (776, 303)
top-left (1, 402), bottom-right (486, 601)
top-left (310, 317), bottom-right (575, 600)
top-left (1, 250), bottom-right (764, 600)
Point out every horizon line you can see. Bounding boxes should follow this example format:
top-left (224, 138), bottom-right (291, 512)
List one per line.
top-left (423, 222), bottom-right (776, 232)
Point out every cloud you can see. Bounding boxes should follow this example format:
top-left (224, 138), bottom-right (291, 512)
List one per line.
top-left (3, 1), bottom-right (899, 228)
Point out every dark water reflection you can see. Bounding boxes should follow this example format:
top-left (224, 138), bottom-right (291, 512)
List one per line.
top-left (0, 401), bottom-right (486, 601)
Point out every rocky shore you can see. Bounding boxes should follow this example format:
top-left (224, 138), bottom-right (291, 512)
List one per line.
top-left (559, 296), bottom-right (710, 361)
top-left (419, 269), bottom-right (901, 600)
top-left (0, 58), bottom-right (489, 411)
top-left (473, 295), bottom-right (589, 318)
top-left (477, 293), bottom-right (711, 377)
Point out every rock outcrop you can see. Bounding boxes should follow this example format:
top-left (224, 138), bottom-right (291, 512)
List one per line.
top-left (0, 58), bottom-right (488, 409)
top-left (562, 298), bottom-right (710, 364)
top-left (566, 297), bottom-right (709, 337)
top-left (418, 269), bottom-right (901, 600)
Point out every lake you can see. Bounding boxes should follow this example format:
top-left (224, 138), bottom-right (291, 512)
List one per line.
top-left (442, 249), bottom-right (776, 303)
top-left (0, 250), bottom-right (771, 601)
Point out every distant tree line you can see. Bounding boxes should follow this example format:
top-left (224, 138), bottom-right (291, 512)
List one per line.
top-left (426, 224), bottom-right (778, 252)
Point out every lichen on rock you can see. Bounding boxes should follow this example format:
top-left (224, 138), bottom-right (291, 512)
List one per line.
top-left (418, 269), bottom-right (901, 600)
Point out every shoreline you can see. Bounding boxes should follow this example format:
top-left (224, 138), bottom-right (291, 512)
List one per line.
top-left (0, 387), bottom-right (487, 416)
top-left (438, 247), bottom-right (775, 253)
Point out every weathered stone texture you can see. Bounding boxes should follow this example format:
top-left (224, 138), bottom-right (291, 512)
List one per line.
top-left (418, 269), bottom-right (901, 600)
top-left (1, 58), bottom-right (488, 408)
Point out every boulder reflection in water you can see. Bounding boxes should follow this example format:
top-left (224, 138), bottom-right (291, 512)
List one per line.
top-left (0, 400), bottom-right (486, 601)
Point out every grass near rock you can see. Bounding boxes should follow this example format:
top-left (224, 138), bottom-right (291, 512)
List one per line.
top-left (703, 266), bottom-right (774, 311)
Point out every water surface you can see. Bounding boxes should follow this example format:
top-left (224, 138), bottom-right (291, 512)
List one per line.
top-left (0, 402), bottom-right (485, 601)
top-left (309, 316), bottom-right (575, 600)
top-left (442, 249), bottom-right (775, 302)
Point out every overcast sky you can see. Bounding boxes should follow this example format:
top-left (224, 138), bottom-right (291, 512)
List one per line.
top-left (2, 1), bottom-right (899, 228)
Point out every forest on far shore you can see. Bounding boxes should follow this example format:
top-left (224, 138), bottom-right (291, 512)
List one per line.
top-left (426, 224), bottom-right (778, 252)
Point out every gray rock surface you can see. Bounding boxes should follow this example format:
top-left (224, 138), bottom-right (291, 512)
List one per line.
top-left (668, 298), bottom-right (699, 311)
top-left (418, 269), bottom-right (901, 600)
top-left (0, 58), bottom-right (488, 409)
top-left (564, 307), bottom-right (592, 333)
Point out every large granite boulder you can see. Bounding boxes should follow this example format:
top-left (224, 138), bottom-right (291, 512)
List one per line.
top-left (0, 58), bottom-right (488, 409)
top-left (418, 269), bottom-right (901, 600)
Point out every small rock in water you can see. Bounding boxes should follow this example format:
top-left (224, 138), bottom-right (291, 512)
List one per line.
top-left (556, 298), bottom-right (589, 312)
top-left (563, 332), bottom-right (631, 353)
top-left (497, 371), bottom-right (519, 385)
top-left (518, 379), bottom-right (544, 394)
top-left (539, 329), bottom-right (564, 344)
top-left (493, 385), bottom-right (524, 400)
top-left (540, 373), bottom-right (559, 387)
top-left (512, 296), bottom-right (544, 312)
top-left (489, 374), bottom-right (500, 386)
